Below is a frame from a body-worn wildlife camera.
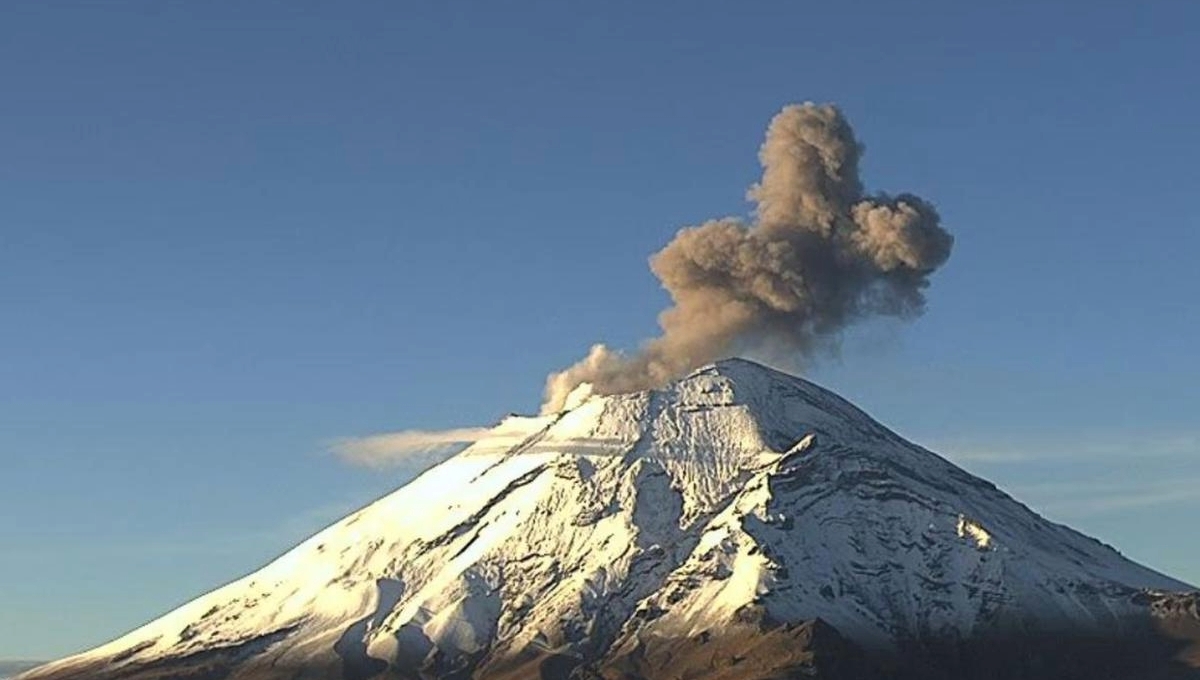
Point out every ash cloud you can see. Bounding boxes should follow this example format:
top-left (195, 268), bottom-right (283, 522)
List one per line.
top-left (544, 103), bottom-right (953, 413)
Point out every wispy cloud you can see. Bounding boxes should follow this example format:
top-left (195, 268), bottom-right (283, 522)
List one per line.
top-left (1010, 476), bottom-right (1200, 518)
top-left (916, 431), bottom-right (1200, 521)
top-left (330, 427), bottom-right (493, 468)
top-left (926, 432), bottom-right (1200, 465)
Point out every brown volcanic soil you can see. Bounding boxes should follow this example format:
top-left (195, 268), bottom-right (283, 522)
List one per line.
top-left (21, 607), bottom-right (1200, 680)
top-left (1149, 592), bottom-right (1200, 669)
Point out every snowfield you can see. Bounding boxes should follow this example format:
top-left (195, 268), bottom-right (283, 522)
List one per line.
top-left (21, 359), bottom-right (1198, 680)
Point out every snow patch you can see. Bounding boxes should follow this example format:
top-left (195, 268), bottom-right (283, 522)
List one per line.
top-left (957, 515), bottom-right (993, 549)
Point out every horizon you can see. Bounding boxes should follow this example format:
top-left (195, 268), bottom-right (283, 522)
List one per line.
top-left (3, 1), bottom-right (1200, 664)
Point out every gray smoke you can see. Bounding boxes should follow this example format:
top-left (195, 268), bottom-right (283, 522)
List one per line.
top-left (543, 103), bottom-right (953, 413)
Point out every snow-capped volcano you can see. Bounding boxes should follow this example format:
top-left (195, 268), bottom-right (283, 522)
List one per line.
top-left (22, 359), bottom-right (1200, 680)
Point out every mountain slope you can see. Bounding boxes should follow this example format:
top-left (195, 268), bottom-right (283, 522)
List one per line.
top-left (21, 359), bottom-right (1200, 680)
top-left (0, 662), bottom-right (44, 680)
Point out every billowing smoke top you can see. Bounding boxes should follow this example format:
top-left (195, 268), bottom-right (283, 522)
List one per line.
top-left (543, 103), bottom-right (953, 413)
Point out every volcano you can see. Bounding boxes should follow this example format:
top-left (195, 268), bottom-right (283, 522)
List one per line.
top-left (20, 359), bottom-right (1200, 679)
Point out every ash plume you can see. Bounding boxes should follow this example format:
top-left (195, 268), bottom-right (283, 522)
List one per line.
top-left (544, 103), bottom-right (953, 413)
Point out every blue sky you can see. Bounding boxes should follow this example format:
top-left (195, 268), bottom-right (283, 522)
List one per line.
top-left (2, 0), bottom-right (1199, 660)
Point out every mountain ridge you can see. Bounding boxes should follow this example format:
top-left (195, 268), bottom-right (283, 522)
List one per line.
top-left (20, 358), bottom-right (1200, 680)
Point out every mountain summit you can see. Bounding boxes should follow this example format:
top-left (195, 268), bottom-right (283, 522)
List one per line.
top-left (22, 359), bottom-right (1200, 679)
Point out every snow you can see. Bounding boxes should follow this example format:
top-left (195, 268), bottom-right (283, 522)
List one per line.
top-left (957, 515), bottom-right (993, 549)
top-left (23, 358), bottom-right (1196, 679)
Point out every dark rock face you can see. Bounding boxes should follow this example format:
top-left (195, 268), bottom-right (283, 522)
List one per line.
top-left (25, 612), bottom-right (1200, 680)
top-left (595, 617), bottom-right (866, 680)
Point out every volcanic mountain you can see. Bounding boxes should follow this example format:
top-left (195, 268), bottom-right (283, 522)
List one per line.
top-left (21, 359), bottom-right (1200, 679)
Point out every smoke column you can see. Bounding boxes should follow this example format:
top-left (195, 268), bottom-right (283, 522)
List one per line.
top-left (543, 103), bottom-right (953, 413)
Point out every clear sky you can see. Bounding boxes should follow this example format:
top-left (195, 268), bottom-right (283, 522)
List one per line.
top-left (2, 0), bottom-right (1199, 661)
